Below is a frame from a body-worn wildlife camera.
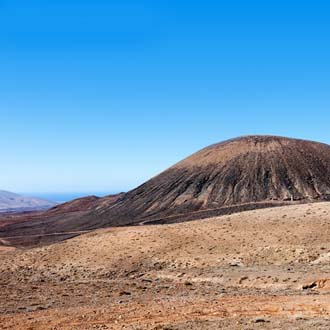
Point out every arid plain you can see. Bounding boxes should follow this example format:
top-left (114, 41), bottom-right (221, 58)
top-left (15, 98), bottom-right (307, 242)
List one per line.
top-left (1, 202), bottom-right (330, 329)
top-left (2, 136), bottom-right (330, 329)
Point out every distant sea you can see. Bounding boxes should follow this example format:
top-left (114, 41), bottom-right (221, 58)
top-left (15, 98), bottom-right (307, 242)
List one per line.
top-left (22, 192), bottom-right (112, 204)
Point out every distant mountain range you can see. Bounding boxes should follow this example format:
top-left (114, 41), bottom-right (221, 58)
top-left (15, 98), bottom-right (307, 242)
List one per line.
top-left (0, 190), bottom-right (57, 213)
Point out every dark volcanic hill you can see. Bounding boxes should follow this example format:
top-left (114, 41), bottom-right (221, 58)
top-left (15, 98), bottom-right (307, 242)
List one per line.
top-left (94, 135), bottom-right (330, 224)
top-left (2, 135), bottom-right (330, 246)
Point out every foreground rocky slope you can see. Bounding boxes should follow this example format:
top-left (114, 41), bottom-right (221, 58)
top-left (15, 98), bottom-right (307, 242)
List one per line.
top-left (1, 203), bottom-right (330, 329)
top-left (2, 135), bottom-right (330, 246)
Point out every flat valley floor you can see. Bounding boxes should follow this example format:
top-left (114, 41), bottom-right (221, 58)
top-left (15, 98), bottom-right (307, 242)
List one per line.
top-left (1, 203), bottom-right (330, 329)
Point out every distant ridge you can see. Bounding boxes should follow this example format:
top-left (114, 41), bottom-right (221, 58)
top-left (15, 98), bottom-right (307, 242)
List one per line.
top-left (0, 190), bottom-right (57, 213)
top-left (46, 193), bottom-right (125, 216)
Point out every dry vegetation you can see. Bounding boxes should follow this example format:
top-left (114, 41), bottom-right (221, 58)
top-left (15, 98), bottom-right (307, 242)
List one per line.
top-left (1, 202), bottom-right (330, 329)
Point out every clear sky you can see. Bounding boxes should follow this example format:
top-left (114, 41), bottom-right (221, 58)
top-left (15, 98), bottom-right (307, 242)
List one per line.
top-left (1, 0), bottom-right (330, 194)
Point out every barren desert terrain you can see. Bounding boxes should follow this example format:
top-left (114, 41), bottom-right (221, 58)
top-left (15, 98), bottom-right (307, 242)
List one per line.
top-left (3, 135), bottom-right (330, 248)
top-left (1, 202), bottom-right (330, 329)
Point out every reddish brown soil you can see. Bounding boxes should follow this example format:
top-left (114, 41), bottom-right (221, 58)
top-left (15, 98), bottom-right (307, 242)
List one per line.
top-left (1, 203), bottom-right (330, 329)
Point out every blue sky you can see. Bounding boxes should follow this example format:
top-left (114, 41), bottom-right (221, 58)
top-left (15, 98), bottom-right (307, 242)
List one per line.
top-left (1, 0), bottom-right (330, 194)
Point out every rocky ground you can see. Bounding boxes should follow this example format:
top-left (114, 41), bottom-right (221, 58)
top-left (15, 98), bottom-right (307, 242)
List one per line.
top-left (1, 202), bottom-right (330, 329)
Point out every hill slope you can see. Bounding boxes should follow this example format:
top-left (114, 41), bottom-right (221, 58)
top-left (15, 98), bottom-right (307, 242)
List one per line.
top-left (2, 135), bottom-right (330, 246)
top-left (0, 190), bottom-right (56, 213)
top-left (94, 135), bottom-right (330, 224)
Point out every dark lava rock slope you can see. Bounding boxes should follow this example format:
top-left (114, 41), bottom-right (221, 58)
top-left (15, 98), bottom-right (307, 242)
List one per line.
top-left (95, 135), bottom-right (330, 224)
top-left (2, 135), bottom-right (330, 246)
